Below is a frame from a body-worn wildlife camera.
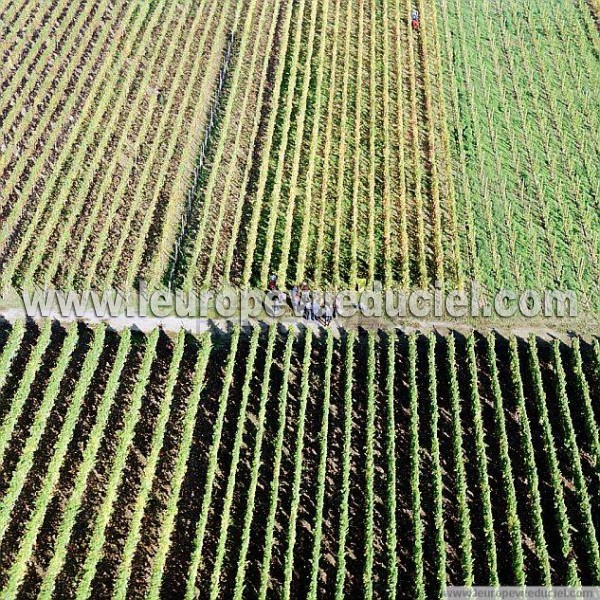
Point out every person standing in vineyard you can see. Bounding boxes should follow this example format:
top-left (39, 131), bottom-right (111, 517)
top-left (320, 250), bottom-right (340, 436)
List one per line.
top-left (324, 305), bottom-right (333, 326)
top-left (312, 297), bottom-right (321, 322)
top-left (304, 300), bottom-right (313, 321)
top-left (412, 8), bottom-right (420, 30)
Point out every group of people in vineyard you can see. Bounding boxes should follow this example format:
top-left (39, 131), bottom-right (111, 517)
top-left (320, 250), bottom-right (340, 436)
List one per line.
top-left (268, 276), bottom-right (337, 326)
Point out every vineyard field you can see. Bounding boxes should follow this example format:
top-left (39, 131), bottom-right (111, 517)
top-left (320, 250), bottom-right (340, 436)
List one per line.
top-left (1, 0), bottom-right (599, 596)
top-left (0, 0), bottom-right (598, 311)
top-left (0, 320), bottom-right (599, 596)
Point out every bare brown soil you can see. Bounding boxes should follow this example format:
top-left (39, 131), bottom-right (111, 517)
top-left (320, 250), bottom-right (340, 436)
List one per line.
top-left (0, 321), bottom-right (598, 596)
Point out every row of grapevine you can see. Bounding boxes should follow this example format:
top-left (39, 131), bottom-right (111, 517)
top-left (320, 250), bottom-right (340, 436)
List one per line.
top-left (2, 325), bottom-right (107, 597)
top-left (281, 329), bottom-right (314, 599)
top-left (0, 0), bottom-right (109, 181)
top-left (0, 321), bottom-right (599, 594)
top-left (334, 329), bottom-right (356, 598)
top-left (0, 0), bottom-right (172, 286)
top-left (0, 320), bottom-right (25, 394)
top-left (163, 0), bottom-right (462, 292)
top-left (50, 0), bottom-right (234, 291)
top-left (307, 329), bottom-right (334, 599)
top-left (0, 0), bottom-right (238, 296)
top-left (0, 0), bottom-right (150, 249)
top-left (426, 334), bottom-right (447, 593)
top-left (445, 335), bottom-right (473, 584)
top-left (177, 0), bottom-right (285, 292)
top-left (465, 334), bottom-right (498, 584)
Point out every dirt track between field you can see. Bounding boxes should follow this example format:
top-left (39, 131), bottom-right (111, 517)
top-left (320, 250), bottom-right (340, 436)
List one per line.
top-left (0, 301), bottom-right (597, 344)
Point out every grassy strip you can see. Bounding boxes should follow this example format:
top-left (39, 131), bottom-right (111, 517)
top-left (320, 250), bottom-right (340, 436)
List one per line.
top-left (405, 0), bottom-right (427, 287)
top-left (366, 0), bottom-right (377, 285)
top-left (391, 0), bottom-right (409, 287)
top-left (327, 0), bottom-right (353, 287)
top-left (417, 0), bottom-right (445, 286)
top-left (348, 0), bottom-right (365, 288)
top-left (381, 0), bottom-right (392, 285)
